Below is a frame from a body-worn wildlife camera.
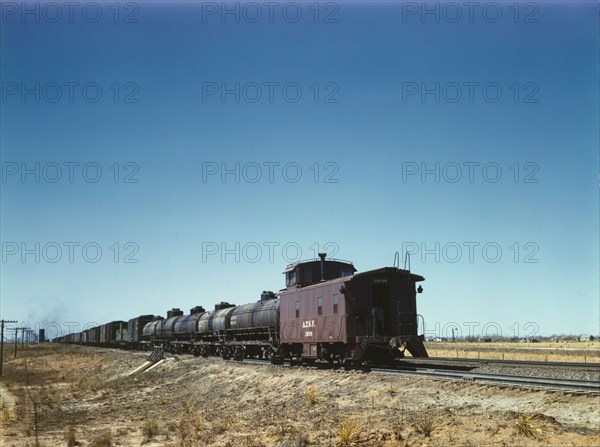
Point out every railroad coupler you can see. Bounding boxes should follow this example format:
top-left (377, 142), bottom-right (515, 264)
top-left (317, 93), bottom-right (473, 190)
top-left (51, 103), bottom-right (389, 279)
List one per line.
top-left (389, 337), bottom-right (407, 359)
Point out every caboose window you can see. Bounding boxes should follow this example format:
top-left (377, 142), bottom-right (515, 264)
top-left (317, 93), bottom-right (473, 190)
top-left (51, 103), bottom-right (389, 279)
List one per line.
top-left (287, 271), bottom-right (296, 287)
top-left (333, 293), bottom-right (339, 314)
top-left (317, 296), bottom-right (323, 316)
top-left (295, 301), bottom-right (300, 318)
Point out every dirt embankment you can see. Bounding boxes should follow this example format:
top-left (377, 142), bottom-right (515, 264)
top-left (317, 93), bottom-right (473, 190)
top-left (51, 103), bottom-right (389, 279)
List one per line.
top-left (1, 345), bottom-right (599, 447)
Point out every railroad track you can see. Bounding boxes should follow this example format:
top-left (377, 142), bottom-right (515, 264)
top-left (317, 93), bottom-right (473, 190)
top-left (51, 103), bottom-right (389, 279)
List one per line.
top-left (401, 356), bottom-right (599, 371)
top-left (237, 358), bottom-right (600, 394)
top-left (371, 366), bottom-right (600, 394)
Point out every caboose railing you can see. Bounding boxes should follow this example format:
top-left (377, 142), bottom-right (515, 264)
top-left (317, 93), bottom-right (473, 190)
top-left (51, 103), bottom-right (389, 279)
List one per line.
top-left (417, 314), bottom-right (425, 336)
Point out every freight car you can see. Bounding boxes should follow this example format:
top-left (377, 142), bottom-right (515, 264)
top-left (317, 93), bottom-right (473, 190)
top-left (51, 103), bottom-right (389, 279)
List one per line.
top-left (277, 254), bottom-right (427, 365)
top-left (53, 254), bottom-right (428, 366)
top-left (55, 321), bottom-right (128, 347)
top-left (127, 314), bottom-right (158, 349)
top-left (100, 321), bottom-right (128, 345)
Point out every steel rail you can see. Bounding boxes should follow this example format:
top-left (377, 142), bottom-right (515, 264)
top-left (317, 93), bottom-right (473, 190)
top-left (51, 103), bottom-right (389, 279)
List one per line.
top-left (402, 356), bottom-right (599, 370)
top-left (239, 358), bottom-right (600, 394)
top-left (371, 367), bottom-right (600, 394)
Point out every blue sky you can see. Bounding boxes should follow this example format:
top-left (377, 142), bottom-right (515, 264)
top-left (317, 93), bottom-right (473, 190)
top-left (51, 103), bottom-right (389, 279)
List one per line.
top-left (1, 1), bottom-right (598, 339)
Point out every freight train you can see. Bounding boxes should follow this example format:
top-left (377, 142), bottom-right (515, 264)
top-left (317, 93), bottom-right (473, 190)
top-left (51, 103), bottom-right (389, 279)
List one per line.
top-left (54, 254), bottom-right (428, 366)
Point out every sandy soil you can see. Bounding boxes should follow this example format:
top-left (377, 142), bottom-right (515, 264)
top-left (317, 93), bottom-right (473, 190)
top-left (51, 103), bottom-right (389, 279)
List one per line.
top-left (423, 341), bottom-right (600, 363)
top-left (1, 345), bottom-right (599, 447)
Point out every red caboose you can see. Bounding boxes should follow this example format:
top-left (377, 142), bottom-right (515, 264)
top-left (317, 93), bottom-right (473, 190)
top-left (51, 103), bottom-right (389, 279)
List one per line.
top-left (278, 254), bottom-right (427, 365)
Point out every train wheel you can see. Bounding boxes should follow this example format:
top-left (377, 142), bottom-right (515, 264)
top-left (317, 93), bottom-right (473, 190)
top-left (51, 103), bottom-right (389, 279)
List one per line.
top-left (233, 347), bottom-right (245, 361)
top-left (270, 355), bottom-right (283, 365)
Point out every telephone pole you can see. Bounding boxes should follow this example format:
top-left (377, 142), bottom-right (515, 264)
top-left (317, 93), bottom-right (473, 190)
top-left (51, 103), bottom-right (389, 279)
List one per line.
top-left (0, 319), bottom-right (18, 377)
top-left (27, 330), bottom-right (35, 345)
top-left (15, 327), bottom-right (30, 358)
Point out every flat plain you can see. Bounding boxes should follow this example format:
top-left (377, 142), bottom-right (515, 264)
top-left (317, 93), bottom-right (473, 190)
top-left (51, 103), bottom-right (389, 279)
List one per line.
top-left (423, 340), bottom-right (600, 363)
top-left (1, 344), bottom-right (599, 447)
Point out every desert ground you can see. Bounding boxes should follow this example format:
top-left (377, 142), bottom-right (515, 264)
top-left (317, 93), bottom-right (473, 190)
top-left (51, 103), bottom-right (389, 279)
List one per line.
top-left (423, 341), bottom-right (600, 363)
top-left (1, 344), bottom-right (599, 447)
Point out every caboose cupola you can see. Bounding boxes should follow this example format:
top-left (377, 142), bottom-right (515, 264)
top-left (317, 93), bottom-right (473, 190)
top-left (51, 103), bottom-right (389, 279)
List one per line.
top-left (284, 253), bottom-right (356, 288)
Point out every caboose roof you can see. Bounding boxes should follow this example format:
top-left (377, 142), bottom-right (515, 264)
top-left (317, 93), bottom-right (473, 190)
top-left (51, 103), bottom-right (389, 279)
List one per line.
top-left (282, 267), bottom-right (424, 293)
top-left (354, 267), bottom-right (425, 282)
top-left (283, 258), bottom-right (355, 273)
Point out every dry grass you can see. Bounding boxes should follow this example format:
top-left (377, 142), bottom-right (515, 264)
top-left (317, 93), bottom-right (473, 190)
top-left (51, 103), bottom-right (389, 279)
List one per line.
top-left (1, 388), bottom-right (16, 426)
top-left (338, 417), bottom-right (362, 446)
top-left (268, 407), bottom-right (295, 438)
top-left (2, 345), bottom-right (598, 447)
top-left (1, 406), bottom-right (12, 423)
top-left (516, 413), bottom-right (545, 438)
top-left (141, 419), bottom-right (159, 442)
top-left (392, 415), bottom-right (412, 443)
top-left (89, 429), bottom-right (112, 447)
top-left (277, 433), bottom-right (309, 447)
top-left (424, 341), bottom-right (600, 363)
top-left (413, 415), bottom-right (437, 437)
top-left (305, 385), bottom-right (319, 406)
top-left (177, 402), bottom-right (205, 446)
top-left (65, 425), bottom-right (77, 446)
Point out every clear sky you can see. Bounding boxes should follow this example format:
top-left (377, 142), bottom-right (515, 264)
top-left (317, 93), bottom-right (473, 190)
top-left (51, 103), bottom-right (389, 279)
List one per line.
top-left (1, 1), bottom-right (598, 340)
